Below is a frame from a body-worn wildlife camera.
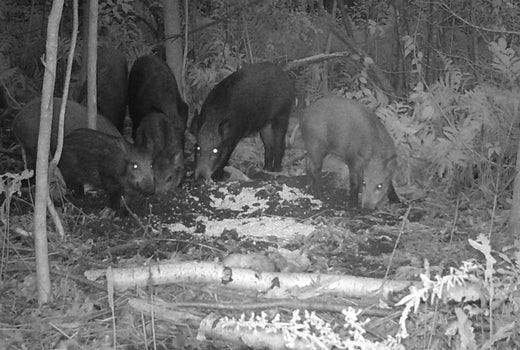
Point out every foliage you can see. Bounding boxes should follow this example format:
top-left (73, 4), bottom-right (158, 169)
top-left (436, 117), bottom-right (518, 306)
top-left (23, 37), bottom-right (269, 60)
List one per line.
top-left (1, 0), bottom-right (519, 199)
top-left (0, 171), bottom-right (32, 226)
top-left (0, 3), bottom-right (43, 103)
top-left (182, 2), bottom-right (520, 201)
top-left (348, 0), bottom-right (391, 26)
top-left (98, 0), bottom-right (147, 57)
top-left (396, 235), bottom-right (520, 349)
top-left (488, 37), bottom-right (520, 88)
top-left (214, 308), bottom-right (404, 349)
top-left (186, 0), bottom-right (322, 109)
top-left (334, 56), bottom-right (387, 108)
top-left (375, 37), bottom-right (520, 198)
top-left (0, 170), bottom-right (33, 277)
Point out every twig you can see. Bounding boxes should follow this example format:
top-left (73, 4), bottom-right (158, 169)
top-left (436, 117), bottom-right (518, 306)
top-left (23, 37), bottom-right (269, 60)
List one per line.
top-left (121, 195), bottom-right (148, 232)
top-left (449, 194), bottom-right (460, 244)
top-left (383, 204), bottom-right (412, 282)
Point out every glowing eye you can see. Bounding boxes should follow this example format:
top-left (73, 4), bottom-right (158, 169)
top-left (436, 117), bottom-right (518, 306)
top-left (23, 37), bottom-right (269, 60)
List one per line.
top-left (133, 164), bottom-right (138, 169)
top-left (377, 184), bottom-right (383, 189)
top-left (196, 145), bottom-right (201, 152)
top-left (212, 148), bottom-right (219, 154)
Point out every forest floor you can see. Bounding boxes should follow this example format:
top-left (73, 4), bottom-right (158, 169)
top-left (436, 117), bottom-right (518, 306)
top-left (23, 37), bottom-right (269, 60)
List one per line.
top-left (1, 114), bottom-right (517, 349)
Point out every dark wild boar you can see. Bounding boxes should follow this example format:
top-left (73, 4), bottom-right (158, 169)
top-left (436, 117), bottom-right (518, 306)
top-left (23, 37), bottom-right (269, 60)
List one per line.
top-left (128, 54), bottom-right (188, 193)
top-left (59, 128), bottom-right (155, 216)
top-left (191, 62), bottom-right (295, 182)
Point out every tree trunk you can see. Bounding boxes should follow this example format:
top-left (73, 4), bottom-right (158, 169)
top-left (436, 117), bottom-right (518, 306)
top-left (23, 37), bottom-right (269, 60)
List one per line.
top-left (87, 0), bottom-right (98, 130)
top-left (53, 0), bottom-right (78, 165)
top-left (509, 130), bottom-right (520, 238)
top-left (392, 0), bottom-right (407, 95)
top-left (469, 0), bottom-right (479, 69)
top-left (323, 0), bottom-right (337, 94)
top-left (189, 0), bottom-right (197, 60)
top-left (34, 0), bottom-right (66, 305)
top-left (75, 0), bottom-right (89, 101)
top-left (424, 1), bottom-right (433, 84)
top-left (163, 0), bottom-right (184, 96)
top-left (46, 0), bottom-right (79, 241)
top-left (337, 0), bottom-right (354, 38)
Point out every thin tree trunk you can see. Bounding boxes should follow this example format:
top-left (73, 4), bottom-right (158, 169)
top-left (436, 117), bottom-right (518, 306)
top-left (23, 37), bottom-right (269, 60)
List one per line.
top-left (47, 0), bottom-right (79, 240)
top-left (424, 1), bottom-right (433, 84)
top-left (53, 0), bottom-right (78, 166)
top-left (35, 0), bottom-right (66, 305)
top-left (75, 0), bottom-right (89, 101)
top-left (337, 0), bottom-right (355, 39)
top-left (87, 0), bottom-right (98, 130)
top-left (164, 0), bottom-right (184, 96)
top-left (392, 0), bottom-right (407, 95)
top-left (189, 0), bottom-right (197, 60)
top-left (323, 0), bottom-right (337, 94)
top-left (509, 127), bottom-right (520, 238)
top-left (469, 0), bottom-right (478, 68)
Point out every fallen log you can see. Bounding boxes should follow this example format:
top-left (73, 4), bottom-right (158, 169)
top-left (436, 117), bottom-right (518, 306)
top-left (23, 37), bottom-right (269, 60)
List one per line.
top-left (86, 260), bottom-right (420, 299)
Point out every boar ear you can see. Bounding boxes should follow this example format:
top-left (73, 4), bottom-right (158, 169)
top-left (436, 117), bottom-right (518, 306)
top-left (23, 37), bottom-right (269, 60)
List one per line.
top-left (145, 137), bottom-right (155, 152)
top-left (116, 135), bottom-right (130, 154)
top-left (356, 149), bottom-right (368, 167)
top-left (385, 154), bottom-right (397, 172)
top-left (189, 109), bottom-right (201, 135)
top-left (218, 120), bottom-right (232, 138)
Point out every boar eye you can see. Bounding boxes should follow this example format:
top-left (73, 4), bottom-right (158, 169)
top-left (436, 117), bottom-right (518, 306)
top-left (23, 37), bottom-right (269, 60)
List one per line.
top-left (196, 145), bottom-right (201, 152)
top-left (132, 163), bottom-right (139, 170)
top-left (212, 148), bottom-right (219, 155)
top-left (377, 184), bottom-right (383, 189)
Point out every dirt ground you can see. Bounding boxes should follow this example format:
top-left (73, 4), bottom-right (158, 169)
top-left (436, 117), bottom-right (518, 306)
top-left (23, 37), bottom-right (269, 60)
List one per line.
top-left (1, 113), bottom-right (512, 349)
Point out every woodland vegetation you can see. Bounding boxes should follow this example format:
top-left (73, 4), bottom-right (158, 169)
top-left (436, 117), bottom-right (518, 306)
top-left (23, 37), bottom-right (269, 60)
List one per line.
top-left (2, 0), bottom-right (520, 208)
top-left (1, 0), bottom-right (520, 349)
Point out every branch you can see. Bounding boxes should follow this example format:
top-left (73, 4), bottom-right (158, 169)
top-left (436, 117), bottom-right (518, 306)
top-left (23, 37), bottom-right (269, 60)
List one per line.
top-left (284, 51), bottom-right (352, 70)
top-left (321, 17), bottom-right (395, 94)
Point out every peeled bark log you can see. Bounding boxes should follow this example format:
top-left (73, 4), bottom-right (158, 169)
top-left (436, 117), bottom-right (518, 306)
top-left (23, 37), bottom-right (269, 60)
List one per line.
top-left (89, 260), bottom-right (419, 299)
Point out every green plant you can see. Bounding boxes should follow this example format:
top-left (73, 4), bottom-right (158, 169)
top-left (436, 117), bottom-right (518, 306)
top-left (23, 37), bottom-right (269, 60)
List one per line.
top-left (1, 170), bottom-right (33, 277)
top-left (99, 0), bottom-right (141, 53)
top-left (376, 38), bottom-right (520, 198)
top-left (396, 235), bottom-right (520, 349)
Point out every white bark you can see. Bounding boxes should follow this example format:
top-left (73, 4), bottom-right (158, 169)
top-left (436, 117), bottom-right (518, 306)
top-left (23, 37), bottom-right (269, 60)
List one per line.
top-left (89, 260), bottom-right (418, 298)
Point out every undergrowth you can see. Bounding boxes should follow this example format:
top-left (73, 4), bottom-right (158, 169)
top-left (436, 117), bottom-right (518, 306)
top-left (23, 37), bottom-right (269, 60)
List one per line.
top-left (396, 234), bottom-right (520, 349)
top-left (206, 234), bottom-right (519, 349)
top-left (374, 38), bottom-right (520, 205)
